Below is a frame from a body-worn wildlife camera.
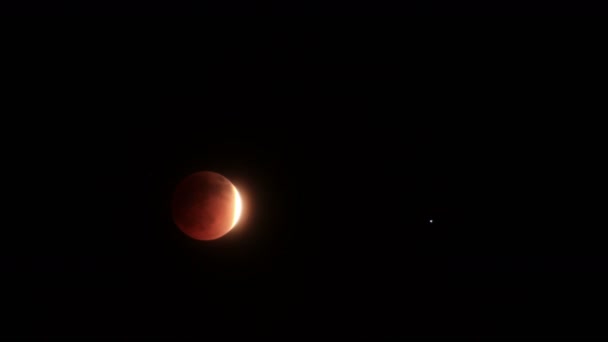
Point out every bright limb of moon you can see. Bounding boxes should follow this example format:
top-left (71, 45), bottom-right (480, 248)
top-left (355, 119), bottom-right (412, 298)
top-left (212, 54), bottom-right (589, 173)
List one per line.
top-left (231, 185), bottom-right (242, 229)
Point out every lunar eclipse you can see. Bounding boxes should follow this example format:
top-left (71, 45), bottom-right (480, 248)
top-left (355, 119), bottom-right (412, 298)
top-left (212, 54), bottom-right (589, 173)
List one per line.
top-left (171, 171), bottom-right (242, 241)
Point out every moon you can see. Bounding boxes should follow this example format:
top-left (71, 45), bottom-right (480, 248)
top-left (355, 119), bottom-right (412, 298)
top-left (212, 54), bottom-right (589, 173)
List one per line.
top-left (171, 171), bottom-right (242, 241)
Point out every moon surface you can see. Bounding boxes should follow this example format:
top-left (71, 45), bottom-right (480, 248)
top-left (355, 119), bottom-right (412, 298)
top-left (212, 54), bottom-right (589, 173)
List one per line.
top-left (171, 171), bottom-right (242, 241)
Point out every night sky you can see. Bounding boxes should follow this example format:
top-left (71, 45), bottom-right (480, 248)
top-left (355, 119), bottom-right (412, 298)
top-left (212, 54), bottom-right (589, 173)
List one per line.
top-left (3, 0), bottom-right (606, 14)
top-left (2, 59), bottom-right (607, 337)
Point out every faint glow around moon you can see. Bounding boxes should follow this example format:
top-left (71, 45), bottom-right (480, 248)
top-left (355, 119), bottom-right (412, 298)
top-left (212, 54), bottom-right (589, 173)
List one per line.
top-left (231, 185), bottom-right (243, 229)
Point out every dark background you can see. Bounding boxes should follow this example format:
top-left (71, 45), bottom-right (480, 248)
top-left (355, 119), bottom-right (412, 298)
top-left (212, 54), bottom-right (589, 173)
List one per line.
top-left (2, 0), bottom-right (607, 14)
top-left (2, 57), bottom-right (607, 337)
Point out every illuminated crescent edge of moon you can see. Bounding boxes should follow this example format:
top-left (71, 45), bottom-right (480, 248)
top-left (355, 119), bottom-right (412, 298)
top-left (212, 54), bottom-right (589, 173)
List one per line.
top-left (231, 184), bottom-right (243, 230)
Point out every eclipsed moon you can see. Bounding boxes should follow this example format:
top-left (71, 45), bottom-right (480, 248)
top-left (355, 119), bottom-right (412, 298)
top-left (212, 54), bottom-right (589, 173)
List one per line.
top-left (171, 171), bottom-right (242, 241)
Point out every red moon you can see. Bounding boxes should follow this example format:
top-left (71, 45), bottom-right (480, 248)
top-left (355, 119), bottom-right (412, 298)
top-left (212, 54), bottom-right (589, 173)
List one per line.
top-left (171, 171), bottom-right (242, 241)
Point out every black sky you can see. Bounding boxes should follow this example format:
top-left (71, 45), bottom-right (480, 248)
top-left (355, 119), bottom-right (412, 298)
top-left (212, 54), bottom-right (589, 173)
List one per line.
top-left (2, 57), bottom-right (607, 337)
top-left (3, 0), bottom-right (607, 14)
